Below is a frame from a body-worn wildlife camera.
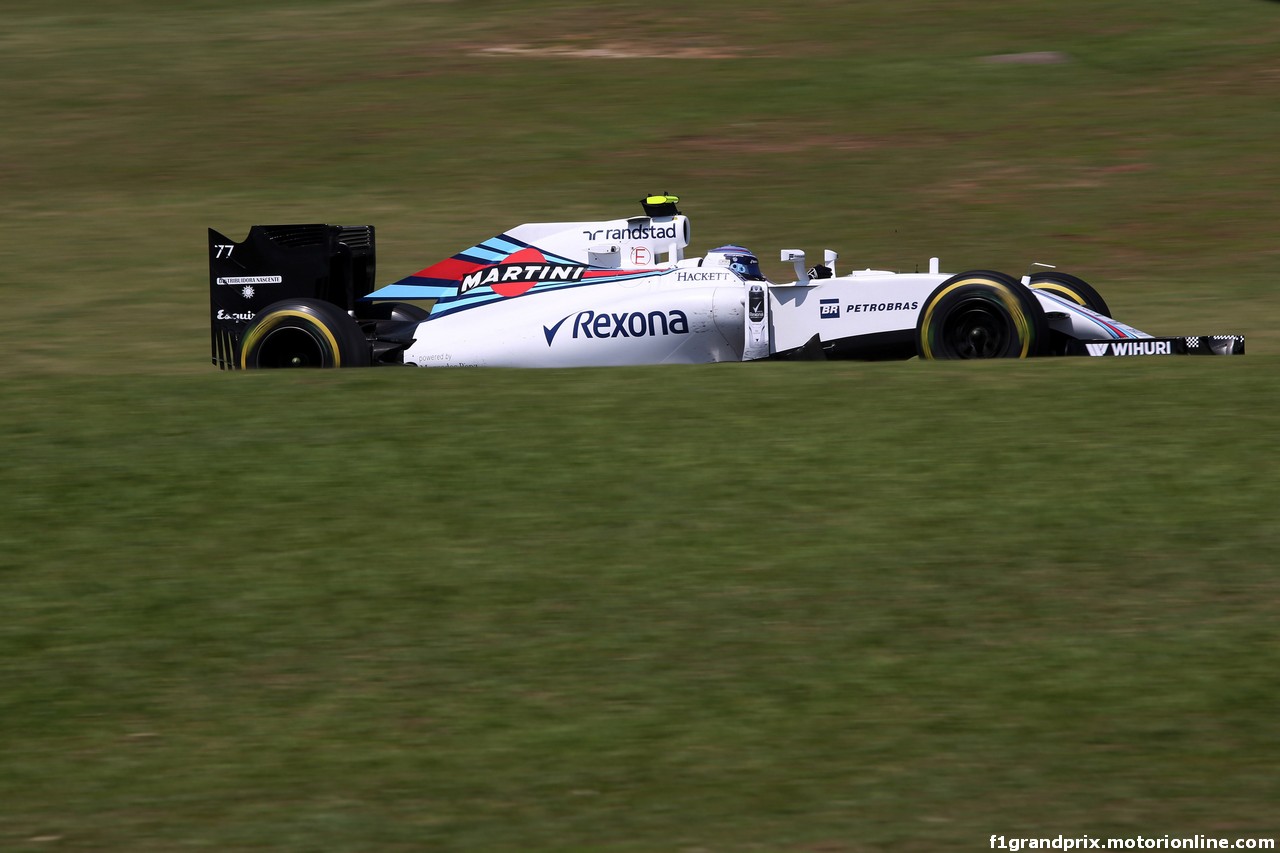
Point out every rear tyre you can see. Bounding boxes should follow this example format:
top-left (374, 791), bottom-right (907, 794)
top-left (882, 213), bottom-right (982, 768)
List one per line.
top-left (1028, 271), bottom-right (1111, 317)
top-left (239, 298), bottom-right (371, 368)
top-left (916, 270), bottom-right (1048, 359)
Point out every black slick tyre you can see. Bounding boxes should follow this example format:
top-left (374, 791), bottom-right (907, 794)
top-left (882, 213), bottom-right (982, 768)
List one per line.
top-left (916, 270), bottom-right (1049, 359)
top-left (1028, 271), bottom-right (1111, 317)
top-left (239, 298), bottom-right (371, 368)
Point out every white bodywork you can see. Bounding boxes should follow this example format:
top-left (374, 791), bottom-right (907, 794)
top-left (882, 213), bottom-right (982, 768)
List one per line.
top-left (365, 210), bottom-right (1153, 367)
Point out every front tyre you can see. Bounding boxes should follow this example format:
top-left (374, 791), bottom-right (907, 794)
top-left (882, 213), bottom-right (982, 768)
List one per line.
top-left (916, 271), bottom-right (1049, 359)
top-left (1028, 271), bottom-right (1111, 317)
top-left (239, 298), bottom-right (371, 368)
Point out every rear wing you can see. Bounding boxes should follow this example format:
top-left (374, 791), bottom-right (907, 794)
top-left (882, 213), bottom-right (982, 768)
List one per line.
top-left (208, 224), bottom-right (376, 369)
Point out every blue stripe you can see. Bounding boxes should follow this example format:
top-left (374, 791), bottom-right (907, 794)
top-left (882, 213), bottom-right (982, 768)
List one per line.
top-left (452, 236), bottom-right (582, 267)
top-left (364, 283), bottom-right (457, 300)
top-left (1037, 290), bottom-right (1121, 339)
top-left (426, 271), bottom-right (661, 320)
top-left (461, 245), bottom-right (511, 263)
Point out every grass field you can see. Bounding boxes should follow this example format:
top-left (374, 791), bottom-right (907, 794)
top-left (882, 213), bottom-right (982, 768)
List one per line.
top-left (2, 1), bottom-right (1278, 850)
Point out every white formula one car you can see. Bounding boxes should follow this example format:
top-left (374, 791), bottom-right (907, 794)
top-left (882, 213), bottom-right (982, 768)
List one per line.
top-left (208, 196), bottom-right (1243, 368)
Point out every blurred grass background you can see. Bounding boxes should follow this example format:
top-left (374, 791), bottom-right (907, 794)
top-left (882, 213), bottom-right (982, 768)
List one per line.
top-left (1, 1), bottom-right (1277, 850)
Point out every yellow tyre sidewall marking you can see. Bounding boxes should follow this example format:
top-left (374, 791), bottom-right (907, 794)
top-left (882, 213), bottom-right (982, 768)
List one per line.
top-left (920, 278), bottom-right (1032, 359)
top-left (1030, 282), bottom-right (1086, 305)
top-left (240, 309), bottom-right (343, 369)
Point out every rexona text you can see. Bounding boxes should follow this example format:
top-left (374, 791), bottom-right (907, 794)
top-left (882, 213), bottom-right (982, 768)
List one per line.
top-left (544, 309), bottom-right (690, 346)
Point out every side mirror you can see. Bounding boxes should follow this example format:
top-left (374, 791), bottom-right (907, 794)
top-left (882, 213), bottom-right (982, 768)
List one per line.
top-left (780, 249), bottom-right (809, 285)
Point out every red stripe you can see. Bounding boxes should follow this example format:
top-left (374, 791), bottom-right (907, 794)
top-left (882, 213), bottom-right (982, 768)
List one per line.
top-left (413, 256), bottom-right (487, 279)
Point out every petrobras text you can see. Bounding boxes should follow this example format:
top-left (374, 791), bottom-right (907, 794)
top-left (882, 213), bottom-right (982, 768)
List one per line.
top-left (847, 301), bottom-right (920, 314)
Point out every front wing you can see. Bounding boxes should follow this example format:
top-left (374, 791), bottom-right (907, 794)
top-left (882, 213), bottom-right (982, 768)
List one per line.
top-left (1066, 336), bottom-right (1245, 357)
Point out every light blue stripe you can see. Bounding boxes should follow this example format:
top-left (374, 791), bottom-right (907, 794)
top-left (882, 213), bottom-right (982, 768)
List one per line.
top-left (365, 283), bottom-right (457, 300)
top-left (427, 272), bottom-right (660, 319)
top-left (465, 244), bottom-right (513, 262)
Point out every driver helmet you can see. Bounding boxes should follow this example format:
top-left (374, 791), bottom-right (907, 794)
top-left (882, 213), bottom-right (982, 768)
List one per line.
top-left (705, 245), bottom-right (766, 281)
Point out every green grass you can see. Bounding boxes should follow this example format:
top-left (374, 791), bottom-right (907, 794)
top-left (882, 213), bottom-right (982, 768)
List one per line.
top-left (2, 1), bottom-right (1279, 849)
top-left (4, 365), bottom-right (1278, 850)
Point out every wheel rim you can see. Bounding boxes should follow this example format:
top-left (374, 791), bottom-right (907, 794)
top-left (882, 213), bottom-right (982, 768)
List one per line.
top-left (252, 326), bottom-right (328, 367)
top-left (942, 299), bottom-right (1010, 358)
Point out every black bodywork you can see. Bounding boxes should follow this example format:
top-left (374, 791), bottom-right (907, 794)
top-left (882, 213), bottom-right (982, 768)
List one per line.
top-left (208, 224), bottom-right (417, 368)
